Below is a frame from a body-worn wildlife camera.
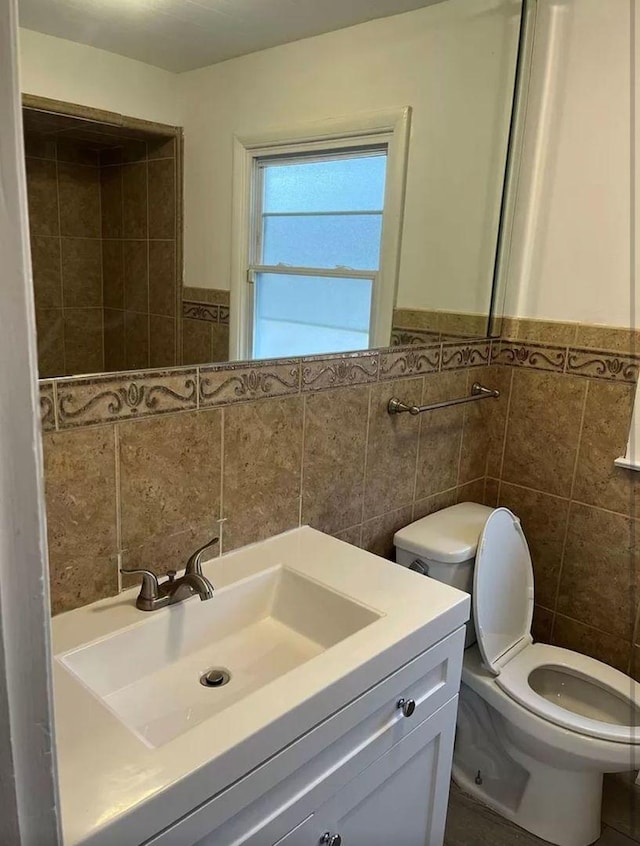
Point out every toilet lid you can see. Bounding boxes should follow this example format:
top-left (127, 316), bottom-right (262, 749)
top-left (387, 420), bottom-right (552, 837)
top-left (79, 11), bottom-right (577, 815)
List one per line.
top-left (474, 507), bottom-right (534, 675)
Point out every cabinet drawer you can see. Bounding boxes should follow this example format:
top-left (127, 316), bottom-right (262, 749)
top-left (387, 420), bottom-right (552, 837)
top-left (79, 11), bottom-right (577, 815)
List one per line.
top-left (146, 627), bottom-right (464, 846)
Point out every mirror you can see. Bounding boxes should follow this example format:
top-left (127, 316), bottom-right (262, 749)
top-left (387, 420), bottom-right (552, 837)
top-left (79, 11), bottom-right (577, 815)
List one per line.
top-left (18, 0), bottom-right (524, 379)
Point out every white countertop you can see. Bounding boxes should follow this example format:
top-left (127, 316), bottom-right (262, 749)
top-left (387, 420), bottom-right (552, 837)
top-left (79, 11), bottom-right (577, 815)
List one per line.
top-left (52, 526), bottom-right (469, 846)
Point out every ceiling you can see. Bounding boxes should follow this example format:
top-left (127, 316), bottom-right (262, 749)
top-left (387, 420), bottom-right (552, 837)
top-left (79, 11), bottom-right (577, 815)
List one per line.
top-left (18, 0), bottom-right (441, 74)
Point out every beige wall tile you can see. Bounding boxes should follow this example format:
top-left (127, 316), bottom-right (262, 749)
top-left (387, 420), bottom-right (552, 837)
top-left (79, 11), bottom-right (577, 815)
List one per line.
top-left (552, 614), bottom-right (630, 674)
top-left (459, 365), bottom-right (510, 483)
top-left (573, 380), bottom-right (637, 518)
top-left (31, 235), bottom-right (62, 310)
top-left (302, 353), bottom-right (378, 391)
top-left (39, 382), bottom-right (56, 432)
top-left (456, 478), bottom-right (485, 504)
top-left (50, 554), bottom-right (118, 616)
top-left (415, 370), bottom-right (466, 500)
top-left (102, 239), bottom-right (125, 310)
top-left (223, 397), bottom-right (303, 551)
top-left (25, 157), bottom-right (59, 236)
top-left (412, 488), bottom-right (458, 521)
top-left (440, 341), bottom-right (491, 370)
top-left (119, 409), bottom-right (222, 549)
top-left (364, 377), bottom-right (422, 519)
top-left (502, 368), bottom-right (587, 497)
top-left (63, 307), bottom-right (104, 374)
top-left (483, 477), bottom-right (500, 506)
top-left (557, 503), bottom-right (639, 640)
top-left (333, 525), bottom-right (363, 547)
top-left (123, 240), bottom-right (149, 313)
top-left (148, 159), bottom-right (176, 239)
top-left (43, 426), bottom-right (117, 563)
top-left (211, 324), bottom-right (229, 362)
top-left (36, 309), bottom-right (65, 378)
top-left (361, 506), bottom-right (413, 560)
top-left (379, 347), bottom-right (439, 381)
top-left (301, 386), bottom-right (369, 534)
top-left (122, 162), bottom-right (148, 239)
top-left (58, 162), bottom-right (100, 238)
top-left (513, 318), bottom-right (577, 346)
top-left (61, 237), bottom-right (102, 308)
top-left (575, 324), bottom-right (640, 354)
top-left (531, 605), bottom-right (553, 643)
top-left (149, 314), bottom-right (176, 368)
top-left (124, 310), bottom-right (149, 370)
top-left (100, 166), bottom-right (123, 238)
top-left (182, 317), bottom-right (212, 365)
top-left (103, 309), bottom-right (126, 372)
top-left (498, 483), bottom-right (569, 610)
top-left (149, 240), bottom-right (176, 317)
top-left (566, 348), bottom-right (639, 383)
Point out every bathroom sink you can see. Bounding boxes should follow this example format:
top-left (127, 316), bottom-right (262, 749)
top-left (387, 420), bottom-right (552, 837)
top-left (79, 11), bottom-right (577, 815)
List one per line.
top-left (58, 565), bottom-right (380, 747)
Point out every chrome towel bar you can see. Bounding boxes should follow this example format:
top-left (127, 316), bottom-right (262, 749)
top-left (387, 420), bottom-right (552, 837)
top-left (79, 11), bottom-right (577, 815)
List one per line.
top-left (388, 382), bottom-right (499, 415)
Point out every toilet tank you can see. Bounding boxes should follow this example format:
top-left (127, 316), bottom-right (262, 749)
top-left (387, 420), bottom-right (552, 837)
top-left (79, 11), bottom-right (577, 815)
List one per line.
top-left (394, 502), bottom-right (493, 647)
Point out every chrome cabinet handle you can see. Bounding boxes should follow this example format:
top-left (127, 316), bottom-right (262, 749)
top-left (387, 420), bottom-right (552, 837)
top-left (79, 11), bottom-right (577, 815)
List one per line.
top-left (397, 697), bottom-right (416, 718)
top-left (321, 834), bottom-right (342, 846)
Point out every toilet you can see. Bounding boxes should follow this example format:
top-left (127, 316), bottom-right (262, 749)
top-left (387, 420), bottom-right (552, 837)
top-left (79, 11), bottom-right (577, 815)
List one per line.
top-left (394, 502), bottom-right (640, 846)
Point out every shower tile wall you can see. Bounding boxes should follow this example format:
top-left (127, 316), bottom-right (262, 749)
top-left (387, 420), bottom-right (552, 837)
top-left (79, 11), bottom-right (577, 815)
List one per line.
top-left (26, 136), bottom-right (103, 376)
top-left (25, 131), bottom-right (178, 377)
top-left (101, 137), bottom-right (178, 371)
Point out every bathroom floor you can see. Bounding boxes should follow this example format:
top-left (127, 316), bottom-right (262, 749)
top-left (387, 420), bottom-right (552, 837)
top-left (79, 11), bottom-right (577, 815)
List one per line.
top-left (444, 775), bottom-right (640, 846)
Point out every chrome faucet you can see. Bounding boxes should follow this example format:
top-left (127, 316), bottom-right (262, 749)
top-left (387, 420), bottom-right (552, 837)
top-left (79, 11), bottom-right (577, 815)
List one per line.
top-left (121, 536), bottom-right (218, 611)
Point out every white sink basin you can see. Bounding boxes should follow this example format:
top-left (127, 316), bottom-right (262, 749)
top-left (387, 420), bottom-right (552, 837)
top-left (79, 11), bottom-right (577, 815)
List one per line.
top-left (58, 565), bottom-right (381, 747)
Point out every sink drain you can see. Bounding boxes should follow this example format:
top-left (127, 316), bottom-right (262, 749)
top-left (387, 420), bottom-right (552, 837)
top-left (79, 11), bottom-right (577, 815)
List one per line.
top-left (200, 668), bottom-right (231, 688)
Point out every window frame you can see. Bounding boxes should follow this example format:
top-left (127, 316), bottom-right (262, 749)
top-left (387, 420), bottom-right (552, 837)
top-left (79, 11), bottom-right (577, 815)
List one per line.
top-left (230, 107), bottom-right (411, 360)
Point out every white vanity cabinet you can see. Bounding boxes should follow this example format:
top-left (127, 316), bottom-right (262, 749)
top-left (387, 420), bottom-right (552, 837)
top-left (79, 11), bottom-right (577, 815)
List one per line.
top-left (148, 628), bottom-right (464, 846)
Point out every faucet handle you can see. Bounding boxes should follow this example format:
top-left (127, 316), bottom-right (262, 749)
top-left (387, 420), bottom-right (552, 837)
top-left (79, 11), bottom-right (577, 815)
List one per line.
top-left (185, 536), bottom-right (219, 576)
top-left (120, 568), bottom-right (160, 602)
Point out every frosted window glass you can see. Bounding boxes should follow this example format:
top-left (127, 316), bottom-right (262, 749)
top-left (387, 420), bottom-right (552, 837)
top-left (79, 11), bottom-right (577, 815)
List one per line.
top-left (263, 155), bottom-right (386, 213)
top-left (263, 214), bottom-right (382, 270)
top-left (253, 273), bottom-right (372, 359)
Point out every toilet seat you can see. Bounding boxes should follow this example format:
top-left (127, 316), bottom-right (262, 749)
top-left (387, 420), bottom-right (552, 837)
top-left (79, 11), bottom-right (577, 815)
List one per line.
top-left (496, 642), bottom-right (640, 744)
top-left (473, 508), bottom-right (640, 746)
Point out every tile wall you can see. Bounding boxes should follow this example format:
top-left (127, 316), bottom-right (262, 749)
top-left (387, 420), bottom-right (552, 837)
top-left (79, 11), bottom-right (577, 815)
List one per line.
top-left (25, 129), bottom-right (179, 377)
top-left (486, 321), bottom-right (640, 678)
top-left (40, 341), bottom-right (496, 614)
top-left (182, 286), bottom-right (230, 363)
top-left (26, 134), bottom-right (104, 376)
top-left (38, 319), bottom-right (640, 683)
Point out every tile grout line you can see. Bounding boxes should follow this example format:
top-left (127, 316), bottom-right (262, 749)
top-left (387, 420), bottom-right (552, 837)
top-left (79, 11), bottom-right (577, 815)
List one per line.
top-left (114, 423), bottom-right (123, 593)
top-left (360, 385), bottom-right (374, 533)
top-left (550, 378), bottom-right (590, 640)
top-left (298, 394), bottom-right (307, 528)
top-left (218, 406), bottom-right (226, 555)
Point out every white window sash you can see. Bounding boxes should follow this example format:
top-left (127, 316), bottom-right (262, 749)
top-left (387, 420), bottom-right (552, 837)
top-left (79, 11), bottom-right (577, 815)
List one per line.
top-left (230, 107), bottom-right (411, 360)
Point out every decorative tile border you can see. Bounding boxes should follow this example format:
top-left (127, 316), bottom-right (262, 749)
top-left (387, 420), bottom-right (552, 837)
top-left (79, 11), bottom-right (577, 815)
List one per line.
top-left (39, 334), bottom-right (640, 433)
top-left (379, 346), bottom-right (440, 380)
top-left (40, 382), bottom-right (56, 432)
top-left (301, 352), bottom-right (379, 392)
top-left (182, 301), bottom-right (219, 323)
top-left (566, 348), bottom-right (640, 383)
top-left (440, 341), bottom-right (491, 370)
top-left (391, 328), bottom-right (440, 346)
top-left (55, 369), bottom-right (198, 429)
top-left (200, 359), bottom-right (300, 406)
top-left (492, 341), bottom-right (567, 373)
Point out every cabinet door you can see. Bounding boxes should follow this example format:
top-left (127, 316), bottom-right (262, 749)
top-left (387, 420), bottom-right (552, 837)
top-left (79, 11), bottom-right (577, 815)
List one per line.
top-left (275, 697), bottom-right (457, 846)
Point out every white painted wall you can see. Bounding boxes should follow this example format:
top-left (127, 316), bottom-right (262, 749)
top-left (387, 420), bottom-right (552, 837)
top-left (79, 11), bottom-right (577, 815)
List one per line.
top-left (180, 0), bottom-right (520, 314)
top-left (18, 28), bottom-right (182, 125)
top-left (505, 0), bottom-right (633, 326)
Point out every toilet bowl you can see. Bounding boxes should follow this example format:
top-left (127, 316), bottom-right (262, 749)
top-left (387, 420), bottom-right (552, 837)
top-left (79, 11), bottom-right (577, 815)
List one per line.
top-left (394, 503), bottom-right (640, 846)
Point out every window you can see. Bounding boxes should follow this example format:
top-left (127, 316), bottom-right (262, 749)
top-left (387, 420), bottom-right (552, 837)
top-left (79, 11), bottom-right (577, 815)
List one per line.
top-left (230, 108), bottom-right (411, 361)
top-left (250, 150), bottom-right (387, 359)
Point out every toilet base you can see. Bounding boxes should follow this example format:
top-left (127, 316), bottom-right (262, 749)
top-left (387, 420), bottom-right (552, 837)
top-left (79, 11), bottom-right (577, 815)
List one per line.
top-left (453, 684), bottom-right (603, 846)
top-left (452, 761), bottom-right (602, 846)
